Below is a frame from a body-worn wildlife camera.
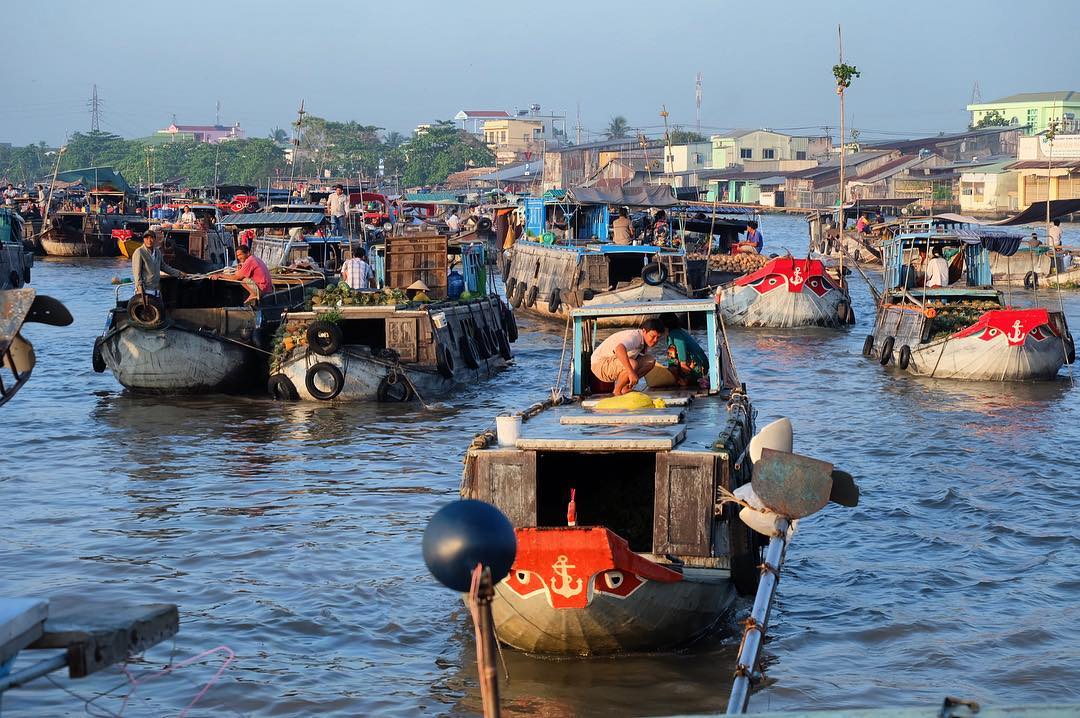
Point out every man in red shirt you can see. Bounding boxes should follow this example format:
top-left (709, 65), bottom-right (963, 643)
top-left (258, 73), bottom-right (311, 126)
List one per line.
top-left (214, 245), bottom-right (272, 305)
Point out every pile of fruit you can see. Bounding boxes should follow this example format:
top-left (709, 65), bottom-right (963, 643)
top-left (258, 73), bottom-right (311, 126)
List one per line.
top-left (926, 299), bottom-right (1001, 337)
top-left (702, 252), bottom-right (769, 274)
top-left (269, 317), bottom-right (322, 374)
top-left (306, 283), bottom-right (408, 310)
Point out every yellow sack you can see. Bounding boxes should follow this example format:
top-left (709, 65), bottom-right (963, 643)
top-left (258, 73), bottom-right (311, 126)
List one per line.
top-left (644, 364), bottom-right (676, 388)
top-left (594, 391), bottom-right (654, 410)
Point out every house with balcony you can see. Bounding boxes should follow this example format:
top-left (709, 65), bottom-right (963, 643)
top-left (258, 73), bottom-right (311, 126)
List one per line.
top-left (482, 118), bottom-right (546, 166)
top-left (966, 91), bottom-right (1080, 136)
top-left (454, 110), bottom-right (512, 135)
top-left (710, 129), bottom-right (830, 170)
top-left (1007, 133), bottom-right (1080, 206)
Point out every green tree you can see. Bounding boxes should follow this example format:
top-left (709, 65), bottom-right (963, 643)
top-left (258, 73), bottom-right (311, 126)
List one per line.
top-left (971, 110), bottom-right (1011, 129)
top-left (400, 121), bottom-right (494, 187)
top-left (669, 128), bottom-right (706, 144)
top-left (61, 131), bottom-right (127, 170)
top-left (268, 127), bottom-right (289, 144)
top-left (383, 131), bottom-right (406, 149)
top-left (605, 116), bottom-right (630, 139)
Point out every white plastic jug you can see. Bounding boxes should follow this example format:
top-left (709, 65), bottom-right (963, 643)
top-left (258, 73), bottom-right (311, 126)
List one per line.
top-left (495, 415), bottom-right (521, 447)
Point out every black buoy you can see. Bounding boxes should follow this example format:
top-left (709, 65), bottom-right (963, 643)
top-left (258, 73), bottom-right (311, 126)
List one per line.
top-left (423, 500), bottom-right (516, 592)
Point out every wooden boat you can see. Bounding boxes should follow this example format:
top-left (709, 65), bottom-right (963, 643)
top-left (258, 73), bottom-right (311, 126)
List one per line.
top-left (40, 167), bottom-right (147, 257)
top-left (505, 187), bottom-right (695, 322)
top-left (460, 299), bottom-right (768, 655)
top-left (863, 220), bottom-right (1074, 380)
top-left (716, 255), bottom-right (854, 328)
top-left (269, 295), bottom-right (515, 402)
top-left (1, 208), bottom-right (33, 289)
top-left (93, 271), bottom-right (323, 394)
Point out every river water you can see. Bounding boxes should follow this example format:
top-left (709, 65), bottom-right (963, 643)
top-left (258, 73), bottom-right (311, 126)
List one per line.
top-left (3, 215), bottom-right (1079, 717)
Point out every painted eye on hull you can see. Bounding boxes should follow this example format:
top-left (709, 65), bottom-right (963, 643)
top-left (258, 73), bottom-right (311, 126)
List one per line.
top-left (604, 571), bottom-right (624, 589)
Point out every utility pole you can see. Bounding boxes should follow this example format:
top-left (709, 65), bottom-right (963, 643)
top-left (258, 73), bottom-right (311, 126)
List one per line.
top-left (216, 99), bottom-right (221, 126)
top-left (88, 84), bottom-right (101, 132)
top-left (695, 72), bottom-right (702, 134)
top-left (575, 102), bottom-right (582, 145)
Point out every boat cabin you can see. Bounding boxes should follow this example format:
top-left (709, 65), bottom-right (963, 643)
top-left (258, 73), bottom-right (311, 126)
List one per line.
top-left (221, 211), bottom-right (342, 272)
top-left (462, 299), bottom-right (755, 579)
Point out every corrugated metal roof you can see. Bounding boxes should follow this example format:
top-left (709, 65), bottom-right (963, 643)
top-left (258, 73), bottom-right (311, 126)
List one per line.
top-left (404, 192), bottom-right (462, 202)
top-left (978, 91), bottom-right (1079, 105)
top-left (219, 212), bottom-right (325, 226)
top-left (1006, 159), bottom-right (1080, 170)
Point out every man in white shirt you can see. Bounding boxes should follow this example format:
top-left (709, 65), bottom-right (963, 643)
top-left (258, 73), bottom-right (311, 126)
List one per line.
top-left (341, 249), bottom-right (375, 290)
top-left (925, 249), bottom-right (950, 288)
top-left (179, 205), bottom-right (196, 226)
top-left (590, 318), bottom-right (667, 395)
top-left (446, 211), bottom-right (461, 234)
top-left (326, 184), bottom-right (350, 236)
top-left (2, 184), bottom-right (17, 206)
top-left (1048, 220), bottom-right (1063, 248)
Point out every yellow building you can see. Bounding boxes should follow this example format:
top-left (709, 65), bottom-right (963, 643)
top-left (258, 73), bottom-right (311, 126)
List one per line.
top-left (482, 118), bottom-right (545, 165)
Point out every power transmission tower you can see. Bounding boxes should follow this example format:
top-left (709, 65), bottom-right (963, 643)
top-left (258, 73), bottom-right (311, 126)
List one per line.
top-left (88, 84), bottom-right (101, 132)
top-left (971, 80), bottom-right (982, 105)
top-left (695, 72), bottom-right (702, 134)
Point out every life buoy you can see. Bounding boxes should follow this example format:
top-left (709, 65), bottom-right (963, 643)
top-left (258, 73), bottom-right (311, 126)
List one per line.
top-left (511, 282), bottom-right (525, 308)
top-left (128, 294), bottom-right (166, 329)
top-left (305, 362), bottom-right (344, 400)
top-left (505, 276), bottom-right (517, 298)
top-left (547, 287), bottom-right (561, 314)
top-left (92, 339), bottom-right (106, 373)
top-left (436, 343), bottom-right (455, 379)
top-left (307, 320), bottom-right (343, 356)
top-left (377, 373), bottom-right (413, 402)
top-left (459, 335), bottom-right (480, 369)
top-left (641, 262), bottom-right (668, 286)
top-left (862, 335), bottom-right (874, 357)
top-left (879, 336), bottom-right (895, 365)
top-left (268, 373), bottom-right (299, 400)
top-left (898, 345), bottom-right (912, 370)
top-left (1024, 271), bottom-right (1039, 290)
top-left (501, 302), bottom-right (518, 343)
top-left (525, 285), bottom-right (538, 308)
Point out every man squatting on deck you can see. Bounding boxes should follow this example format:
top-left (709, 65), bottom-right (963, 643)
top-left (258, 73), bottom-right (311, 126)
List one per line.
top-left (132, 230), bottom-right (184, 294)
top-left (590, 318), bottom-right (667, 395)
top-left (211, 245), bottom-right (273, 305)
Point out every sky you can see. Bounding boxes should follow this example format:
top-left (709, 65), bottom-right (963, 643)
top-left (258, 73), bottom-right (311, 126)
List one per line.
top-left (2, 0), bottom-right (1078, 147)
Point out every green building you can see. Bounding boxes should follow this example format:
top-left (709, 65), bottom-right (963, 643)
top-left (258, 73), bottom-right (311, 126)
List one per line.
top-left (967, 91), bottom-right (1080, 135)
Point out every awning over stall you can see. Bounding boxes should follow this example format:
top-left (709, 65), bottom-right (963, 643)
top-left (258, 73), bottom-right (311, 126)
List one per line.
top-left (567, 185), bottom-right (678, 208)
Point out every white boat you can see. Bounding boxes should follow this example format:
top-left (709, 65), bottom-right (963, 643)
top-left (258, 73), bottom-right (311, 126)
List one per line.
top-left (716, 256), bottom-right (853, 328)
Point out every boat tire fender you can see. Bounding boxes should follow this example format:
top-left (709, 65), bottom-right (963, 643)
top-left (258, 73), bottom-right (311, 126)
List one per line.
top-left (460, 336), bottom-right (480, 369)
top-left (547, 287), bottom-right (561, 314)
top-left (436, 343), bottom-right (456, 379)
top-left (10, 271), bottom-right (22, 288)
top-left (582, 288), bottom-right (595, 301)
top-left (305, 362), bottom-right (344, 400)
top-left (1024, 271), bottom-right (1039, 290)
top-left (268, 374), bottom-right (299, 401)
top-left (525, 285), bottom-right (538, 308)
top-left (861, 335), bottom-right (874, 357)
top-left (501, 303), bottom-right (518, 343)
top-left (505, 276), bottom-right (517, 298)
top-left (641, 262), bottom-right (667, 286)
top-left (476, 217), bottom-right (493, 232)
top-left (1065, 333), bottom-right (1076, 365)
top-left (879, 336), bottom-right (895, 365)
top-left (376, 373), bottom-right (413, 402)
top-left (307, 320), bottom-right (343, 356)
top-left (836, 301), bottom-right (850, 324)
top-left (128, 294), bottom-right (166, 329)
top-left (498, 329), bottom-right (513, 360)
top-left (898, 344), bottom-right (911, 370)
top-left (22, 268), bottom-right (31, 285)
top-left (510, 282), bottom-right (525, 308)
top-left (92, 339), bottom-right (106, 373)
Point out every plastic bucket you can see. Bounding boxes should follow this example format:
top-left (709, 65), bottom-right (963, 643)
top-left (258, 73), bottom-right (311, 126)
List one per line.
top-left (495, 415), bottom-right (521, 447)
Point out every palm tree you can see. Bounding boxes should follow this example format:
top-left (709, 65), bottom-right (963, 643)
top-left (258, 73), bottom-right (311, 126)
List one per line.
top-left (383, 131), bottom-right (406, 149)
top-left (268, 127), bottom-right (289, 144)
top-left (605, 116), bottom-right (630, 139)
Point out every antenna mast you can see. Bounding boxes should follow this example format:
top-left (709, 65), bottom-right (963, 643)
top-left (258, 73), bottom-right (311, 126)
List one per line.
top-left (695, 73), bottom-right (702, 134)
top-left (88, 84), bottom-right (101, 132)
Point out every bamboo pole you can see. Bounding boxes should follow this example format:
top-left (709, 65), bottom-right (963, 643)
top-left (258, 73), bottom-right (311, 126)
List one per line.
top-left (837, 25), bottom-right (846, 281)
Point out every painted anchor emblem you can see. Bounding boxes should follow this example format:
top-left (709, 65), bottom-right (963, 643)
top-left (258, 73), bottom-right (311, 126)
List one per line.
top-left (791, 266), bottom-right (804, 285)
top-left (549, 555), bottom-right (583, 598)
top-left (1007, 319), bottom-right (1025, 343)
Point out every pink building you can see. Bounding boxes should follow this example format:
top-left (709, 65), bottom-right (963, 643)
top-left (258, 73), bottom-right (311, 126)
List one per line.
top-left (156, 122), bottom-right (245, 144)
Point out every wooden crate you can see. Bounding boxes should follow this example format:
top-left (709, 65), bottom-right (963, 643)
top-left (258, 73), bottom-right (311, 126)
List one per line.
top-left (385, 234), bottom-right (448, 298)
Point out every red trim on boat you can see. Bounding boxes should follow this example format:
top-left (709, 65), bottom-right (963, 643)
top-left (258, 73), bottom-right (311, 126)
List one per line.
top-left (950, 308), bottom-right (1056, 346)
top-left (733, 257), bottom-right (835, 296)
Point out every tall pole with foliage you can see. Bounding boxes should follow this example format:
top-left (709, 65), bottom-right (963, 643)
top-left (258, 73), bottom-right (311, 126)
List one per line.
top-left (833, 26), bottom-right (860, 216)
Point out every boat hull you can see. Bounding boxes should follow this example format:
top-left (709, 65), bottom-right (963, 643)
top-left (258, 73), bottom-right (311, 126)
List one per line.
top-left (277, 347), bottom-right (509, 402)
top-left (491, 569), bottom-right (735, 655)
top-left (99, 322), bottom-right (261, 394)
top-left (717, 256), bottom-right (850, 328)
top-left (906, 331), bottom-right (1066, 380)
top-left (40, 235), bottom-right (116, 257)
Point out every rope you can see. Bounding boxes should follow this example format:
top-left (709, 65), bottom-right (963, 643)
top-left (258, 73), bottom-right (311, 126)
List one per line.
top-left (551, 313), bottom-right (572, 401)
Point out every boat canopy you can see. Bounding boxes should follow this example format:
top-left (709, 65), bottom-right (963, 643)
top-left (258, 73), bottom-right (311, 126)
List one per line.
top-left (54, 167), bottom-right (135, 196)
top-left (570, 299), bottom-right (722, 397)
top-left (567, 185), bottom-right (678, 208)
top-left (219, 212), bottom-right (325, 227)
top-left (936, 198), bottom-right (1080, 227)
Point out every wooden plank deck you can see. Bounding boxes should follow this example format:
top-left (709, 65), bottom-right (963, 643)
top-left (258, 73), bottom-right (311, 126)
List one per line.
top-left (515, 401), bottom-right (689, 451)
top-left (560, 408), bottom-right (685, 425)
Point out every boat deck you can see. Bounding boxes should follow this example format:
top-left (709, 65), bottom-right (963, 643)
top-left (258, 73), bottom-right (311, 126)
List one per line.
top-left (512, 389), bottom-right (729, 452)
